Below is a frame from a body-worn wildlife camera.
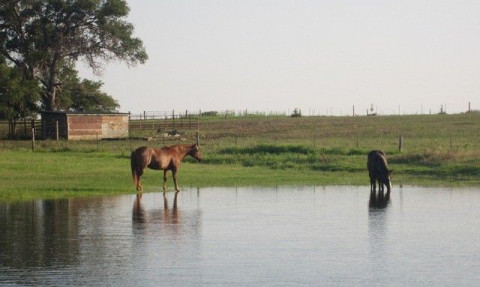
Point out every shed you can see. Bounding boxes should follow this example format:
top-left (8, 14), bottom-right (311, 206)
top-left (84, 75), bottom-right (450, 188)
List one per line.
top-left (41, 111), bottom-right (129, 140)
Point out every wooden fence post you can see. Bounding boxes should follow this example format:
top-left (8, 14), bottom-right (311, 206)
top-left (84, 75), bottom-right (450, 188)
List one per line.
top-left (31, 119), bottom-right (35, 151)
top-left (31, 127), bottom-right (35, 151)
top-left (56, 120), bottom-right (59, 141)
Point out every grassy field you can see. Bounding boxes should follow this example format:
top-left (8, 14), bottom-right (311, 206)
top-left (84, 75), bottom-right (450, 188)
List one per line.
top-left (1, 113), bottom-right (479, 201)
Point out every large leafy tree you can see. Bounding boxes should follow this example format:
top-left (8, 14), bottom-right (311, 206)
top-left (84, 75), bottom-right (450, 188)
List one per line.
top-left (0, 56), bottom-right (39, 136)
top-left (0, 0), bottom-right (147, 111)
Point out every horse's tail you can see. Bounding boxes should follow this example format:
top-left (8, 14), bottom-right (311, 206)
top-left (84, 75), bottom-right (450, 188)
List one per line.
top-left (131, 151), bottom-right (138, 189)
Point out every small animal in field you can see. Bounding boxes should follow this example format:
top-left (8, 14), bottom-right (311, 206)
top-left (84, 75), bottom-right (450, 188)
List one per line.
top-left (131, 143), bottom-right (202, 192)
top-left (367, 150), bottom-right (392, 193)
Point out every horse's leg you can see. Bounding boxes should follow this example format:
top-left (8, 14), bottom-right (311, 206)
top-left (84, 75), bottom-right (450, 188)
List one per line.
top-left (172, 168), bottom-right (180, 192)
top-left (163, 170), bottom-right (168, 192)
top-left (131, 162), bottom-right (140, 191)
top-left (132, 172), bottom-right (138, 190)
top-left (136, 169), bottom-right (144, 191)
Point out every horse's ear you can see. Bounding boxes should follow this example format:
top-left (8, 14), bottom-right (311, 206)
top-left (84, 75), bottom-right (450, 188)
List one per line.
top-left (194, 143), bottom-right (199, 150)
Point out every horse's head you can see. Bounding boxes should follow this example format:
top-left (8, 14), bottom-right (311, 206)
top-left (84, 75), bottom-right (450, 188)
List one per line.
top-left (381, 169), bottom-right (393, 192)
top-left (189, 144), bottom-right (203, 161)
top-left (386, 169), bottom-right (393, 191)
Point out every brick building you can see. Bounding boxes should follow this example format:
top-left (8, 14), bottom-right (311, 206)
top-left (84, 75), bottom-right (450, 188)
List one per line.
top-left (41, 111), bottom-right (129, 140)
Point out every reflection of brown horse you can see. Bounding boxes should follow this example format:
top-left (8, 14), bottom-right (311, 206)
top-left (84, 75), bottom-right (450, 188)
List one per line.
top-left (163, 192), bottom-right (180, 224)
top-left (132, 192), bottom-right (180, 224)
top-left (132, 193), bottom-right (147, 223)
top-left (131, 144), bottom-right (202, 192)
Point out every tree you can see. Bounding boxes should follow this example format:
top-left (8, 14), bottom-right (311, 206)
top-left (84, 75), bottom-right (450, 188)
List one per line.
top-left (0, 0), bottom-right (147, 111)
top-left (0, 56), bottom-right (39, 137)
top-left (70, 79), bottom-right (119, 112)
top-left (54, 63), bottom-right (119, 112)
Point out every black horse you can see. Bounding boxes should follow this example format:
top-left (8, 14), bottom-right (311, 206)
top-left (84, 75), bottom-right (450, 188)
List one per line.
top-left (367, 150), bottom-right (392, 193)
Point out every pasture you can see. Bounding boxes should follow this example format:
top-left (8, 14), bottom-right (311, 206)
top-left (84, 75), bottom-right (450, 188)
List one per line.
top-left (1, 113), bottom-right (479, 201)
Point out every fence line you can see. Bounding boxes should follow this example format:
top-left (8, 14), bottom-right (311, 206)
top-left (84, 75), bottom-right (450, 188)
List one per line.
top-left (128, 109), bottom-right (290, 121)
top-left (1, 106), bottom-right (479, 139)
top-left (0, 119), bottom-right (41, 139)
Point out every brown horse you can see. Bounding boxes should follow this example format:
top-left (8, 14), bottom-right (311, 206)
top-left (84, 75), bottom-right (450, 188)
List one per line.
top-left (131, 143), bottom-right (202, 192)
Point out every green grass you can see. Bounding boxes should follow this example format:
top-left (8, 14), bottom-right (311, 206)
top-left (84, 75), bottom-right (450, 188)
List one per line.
top-left (0, 149), bottom-right (356, 201)
top-left (1, 113), bottom-right (480, 201)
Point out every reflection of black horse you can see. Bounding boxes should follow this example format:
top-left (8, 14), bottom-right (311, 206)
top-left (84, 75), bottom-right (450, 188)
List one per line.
top-left (368, 189), bottom-right (390, 262)
top-left (369, 189), bottom-right (391, 209)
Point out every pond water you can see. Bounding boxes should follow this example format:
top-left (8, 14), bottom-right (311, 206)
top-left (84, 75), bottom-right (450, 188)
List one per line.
top-left (1, 186), bottom-right (480, 286)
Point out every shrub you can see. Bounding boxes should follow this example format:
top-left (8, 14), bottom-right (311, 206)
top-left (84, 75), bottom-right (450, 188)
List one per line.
top-left (291, 108), bottom-right (302, 117)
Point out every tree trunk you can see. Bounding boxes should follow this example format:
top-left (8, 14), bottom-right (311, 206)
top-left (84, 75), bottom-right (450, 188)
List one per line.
top-left (46, 54), bottom-right (59, 111)
top-left (46, 86), bottom-right (57, 111)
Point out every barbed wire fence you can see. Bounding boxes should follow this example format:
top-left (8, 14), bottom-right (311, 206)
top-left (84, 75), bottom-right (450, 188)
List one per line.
top-left (1, 102), bottom-right (478, 140)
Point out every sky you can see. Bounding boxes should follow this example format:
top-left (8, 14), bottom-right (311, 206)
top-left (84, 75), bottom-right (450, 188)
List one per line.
top-left (78, 0), bottom-right (480, 116)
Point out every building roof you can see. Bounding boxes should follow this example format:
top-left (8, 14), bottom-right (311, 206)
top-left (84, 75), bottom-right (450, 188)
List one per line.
top-left (41, 111), bottom-right (130, 116)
